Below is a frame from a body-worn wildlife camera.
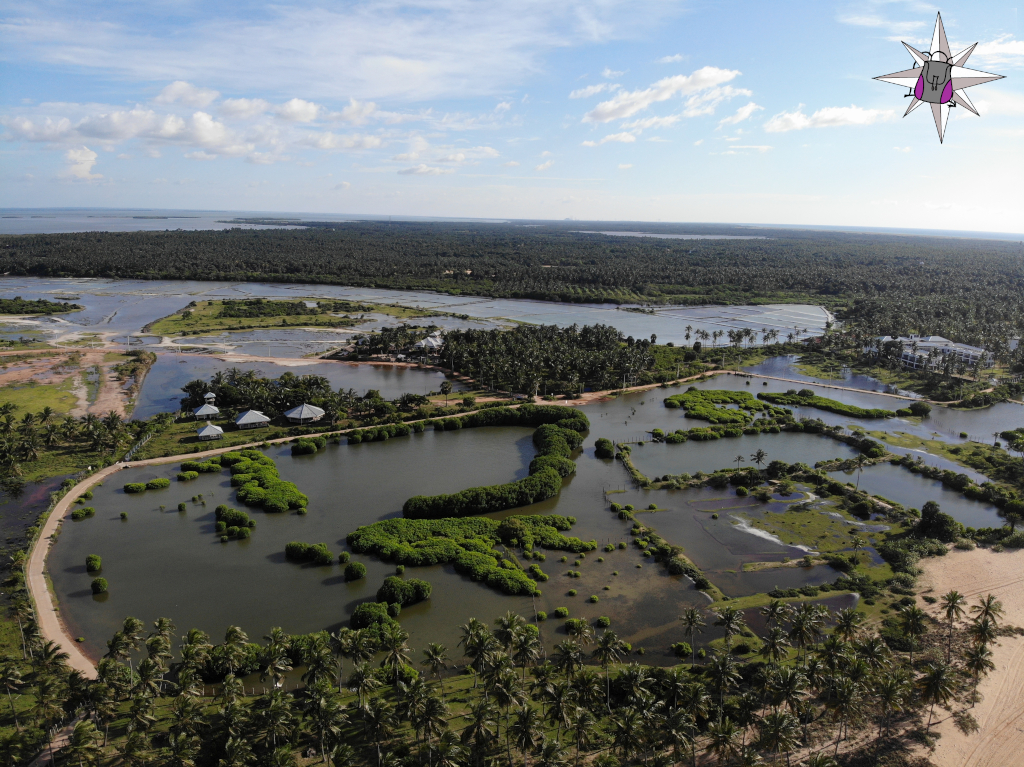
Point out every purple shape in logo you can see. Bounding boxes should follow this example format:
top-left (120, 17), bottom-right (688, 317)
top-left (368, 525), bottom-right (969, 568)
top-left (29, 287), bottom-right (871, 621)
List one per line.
top-left (941, 80), bottom-right (953, 103)
top-left (915, 75), bottom-right (924, 100)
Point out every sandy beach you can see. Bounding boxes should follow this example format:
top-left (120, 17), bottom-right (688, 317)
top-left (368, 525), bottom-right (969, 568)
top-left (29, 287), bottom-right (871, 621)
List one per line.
top-left (916, 547), bottom-right (1024, 767)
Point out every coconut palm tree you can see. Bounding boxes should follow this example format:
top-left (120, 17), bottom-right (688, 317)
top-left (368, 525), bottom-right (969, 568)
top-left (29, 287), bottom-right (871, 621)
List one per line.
top-left (963, 643), bottom-right (995, 705)
top-left (712, 607), bottom-right (746, 652)
top-left (421, 643), bottom-right (451, 699)
top-left (0, 666), bottom-right (22, 731)
top-left (361, 697), bottom-right (397, 767)
top-left (918, 663), bottom-right (955, 731)
top-left (707, 653), bottom-right (740, 716)
top-left (705, 717), bottom-right (740, 766)
top-left (63, 720), bottom-right (103, 767)
top-left (679, 608), bottom-right (706, 665)
top-left (552, 641), bottom-right (584, 682)
top-left (591, 631), bottom-right (627, 710)
top-left (759, 627), bottom-right (790, 667)
top-left (938, 590), bottom-right (967, 662)
top-left (872, 672), bottom-right (908, 736)
top-left (568, 708), bottom-right (598, 767)
top-left (759, 600), bottom-right (789, 631)
top-left (751, 449), bottom-right (769, 477)
top-left (757, 710), bottom-right (800, 766)
top-left (970, 594), bottom-right (1004, 625)
top-left (610, 708), bottom-right (644, 764)
top-left (511, 705), bottom-right (543, 767)
top-left (968, 616), bottom-right (997, 648)
top-left (898, 605), bottom-right (927, 666)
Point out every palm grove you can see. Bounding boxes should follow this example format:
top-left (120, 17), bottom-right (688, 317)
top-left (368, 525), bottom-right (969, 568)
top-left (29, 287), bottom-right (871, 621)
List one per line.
top-left (1, 533), bottom-right (1012, 767)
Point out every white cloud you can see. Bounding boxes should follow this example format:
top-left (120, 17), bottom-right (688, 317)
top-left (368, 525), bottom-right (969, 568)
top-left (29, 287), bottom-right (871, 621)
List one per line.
top-left (620, 114), bottom-right (682, 130)
top-left (682, 86), bottom-right (751, 117)
top-left (970, 89), bottom-right (1024, 116)
top-left (221, 98), bottom-right (270, 119)
top-left (727, 145), bottom-right (771, 152)
top-left (329, 98), bottom-right (378, 124)
top-left (494, 101), bottom-right (512, 112)
top-left (693, 139), bottom-right (703, 145)
top-left (63, 146), bottom-right (101, 179)
top-left (658, 54), bottom-right (685, 63)
top-left (439, 153), bottom-right (466, 163)
top-left (503, 160), bottom-right (520, 167)
top-left (764, 105), bottom-right (896, 132)
top-left (275, 98), bottom-right (320, 122)
top-left (334, 181), bottom-right (351, 190)
top-left (569, 83), bottom-right (619, 99)
top-left (398, 164), bottom-right (454, 175)
top-left (581, 131), bottom-right (636, 146)
top-left (602, 67), bottom-right (625, 78)
top-left (718, 101), bottom-right (763, 127)
top-left (973, 35), bottom-right (1024, 68)
top-left (154, 81), bottom-right (219, 107)
top-left (306, 132), bottom-right (383, 150)
top-left (540, 150), bottom-right (553, 157)
top-left (245, 152), bottom-right (277, 164)
top-left (618, 163), bottom-right (632, 169)
top-left (894, 146), bottom-right (911, 153)
top-left (584, 66), bottom-right (741, 122)
top-left (837, 14), bottom-right (926, 37)
top-left (184, 151), bottom-right (217, 160)
top-left (535, 159), bottom-right (554, 171)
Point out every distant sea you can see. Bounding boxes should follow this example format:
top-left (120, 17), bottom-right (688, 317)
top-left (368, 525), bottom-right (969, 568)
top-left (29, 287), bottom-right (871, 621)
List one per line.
top-left (0, 208), bottom-right (1020, 241)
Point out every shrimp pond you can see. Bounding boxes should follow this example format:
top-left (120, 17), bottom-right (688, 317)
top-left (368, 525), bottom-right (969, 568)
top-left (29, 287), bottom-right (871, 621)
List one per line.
top-left (49, 370), bottom-right (1022, 665)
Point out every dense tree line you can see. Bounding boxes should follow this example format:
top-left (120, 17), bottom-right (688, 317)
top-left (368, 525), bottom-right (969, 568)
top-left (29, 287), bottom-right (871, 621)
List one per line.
top-left (441, 325), bottom-right (654, 395)
top-left (0, 297), bottom-right (82, 314)
top-left (2, 223), bottom-right (1022, 344)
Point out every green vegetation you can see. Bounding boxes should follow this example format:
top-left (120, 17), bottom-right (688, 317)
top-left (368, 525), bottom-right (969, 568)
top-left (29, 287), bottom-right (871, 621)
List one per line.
top-left (291, 436), bottom-right (327, 455)
top-left (85, 554), bottom-right (101, 572)
top-left (147, 298), bottom-right (366, 336)
top-left (89, 577), bottom-right (107, 593)
top-left (663, 388), bottom-right (787, 424)
top-left (70, 506), bottom-right (95, 520)
top-left (376, 575), bottom-right (432, 607)
top-left (344, 562), bottom-right (367, 581)
top-left (402, 406), bottom-right (589, 518)
top-left (758, 389), bottom-right (895, 418)
top-left (0, 296), bottom-right (82, 314)
top-left (347, 515), bottom-right (595, 596)
top-left (284, 541), bottom-right (334, 565)
top-left (594, 437), bottom-right (615, 458)
top-left (215, 450), bottom-right (308, 513)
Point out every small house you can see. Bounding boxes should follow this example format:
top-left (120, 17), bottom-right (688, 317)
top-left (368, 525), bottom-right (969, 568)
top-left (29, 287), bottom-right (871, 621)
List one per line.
top-left (235, 409), bottom-right (271, 429)
top-left (196, 424), bottom-right (224, 441)
top-left (193, 403), bottom-right (220, 420)
top-left (283, 403), bottom-right (326, 424)
top-left (203, 392), bottom-right (217, 403)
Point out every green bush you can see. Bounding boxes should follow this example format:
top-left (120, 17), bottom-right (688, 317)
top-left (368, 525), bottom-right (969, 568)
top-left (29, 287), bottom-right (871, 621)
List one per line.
top-left (237, 527), bottom-right (251, 539)
top-left (351, 601), bottom-right (396, 630)
top-left (536, 611), bottom-right (547, 621)
top-left (758, 390), bottom-right (894, 419)
top-left (595, 616), bottom-right (611, 628)
top-left (146, 478), bottom-right (171, 490)
top-left (177, 502), bottom-right (187, 511)
top-left (588, 595), bottom-right (599, 603)
top-left (85, 554), bottom-right (102, 572)
top-left (344, 562), bottom-right (367, 581)
top-left (123, 483), bottom-right (146, 494)
top-left (285, 541), bottom-right (334, 565)
top-left (177, 471), bottom-right (199, 481)
top-left (553, 607), bottom-right (569, 618)
top-left (291, 437), bottom-right (327, 455)
top-left (119, 512), bottom-right (128, 520)
top-left (376, 575), bottom-right (432, 606)
top-left (78, 491), bottom-right (93, 501)
top-left (71, 507), bottom-right (95, 521)
top-left (338, 552), bottom-right (351, 564)
top-left (90, 578), bottom-right (108, 594)
top-left (735, 486), bottom-right (748, 497)
top-left (595, 437), bottom-right (615, 459)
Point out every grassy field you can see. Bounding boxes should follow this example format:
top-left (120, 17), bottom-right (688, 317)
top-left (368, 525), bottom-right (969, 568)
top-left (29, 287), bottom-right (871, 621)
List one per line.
top-left (0, 377), bottom-right (79, 416)
top-left (147, 299), bottom-right (446, 337)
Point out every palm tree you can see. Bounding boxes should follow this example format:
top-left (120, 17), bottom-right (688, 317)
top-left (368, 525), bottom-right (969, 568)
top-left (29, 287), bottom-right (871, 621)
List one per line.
top-left (734, 454), bottom-right (745, 471)
top-left (511, 705), bottom-right (543, 767)
top-left (759, 627), bottom-right (790, 667)
top-left (898, 605), bottom-right (927, 666)
top-left (552, 640), bottom-right (583, 682)
top-left (569, 708), bottom-right (598, 767)
top-left (825, 677), bottom-right (863, 756)
top-left (611, 708), bottom-right (644, 764)
top-left (872, 672), bottom-right (908, 736)
top-left (759, 600), bottom-right (788, 631)
top-left (0, 666), bottom-right (22, 731)
top-left (971, 594), bottom-right (1004, 625)
top-left (63, 720), bottom-right (103, 767)
top-left (536, 739), bottom-right (570, 767)
top-left (414, 695), bottom-right (448, 766)
top-left (118, 730), bottom-right (149, 767)
top-left (918, 663), bottom-right (955, 731)
top-left (853, 454), bottom-right (867, 490)
top-left (963, 643), bottom-right (995, 705)
top-left (421, 643), bottom-right (451, 699)
top-left (461, 698), bottom-right (499, 765)
top-left (591, 631), bottom-right (627, 710)
top-left (757, 710), bottom-right (800, 766)
top-left (968, 616), bottom-right (997, 648)
top-left (362, 697), bottom-right (397, 767)
top-left (348, 662), bottom-right (381, 708)
top-left (679, 608), bottom-right (706, 665)
top-left (938, 590), bottom-right (967, 662)
top-left (705, 717), bottom-right (740, 766)
top-left (706, 653), bottom-right (740, 716)
top-left (434, 731), bottom-right (465, 767)
top-left (751, 449), bottom-right (768, 477)
top-left (712, 606), bottom-right (746, 652)
top-left (663, 709), bottom-right (698, 767)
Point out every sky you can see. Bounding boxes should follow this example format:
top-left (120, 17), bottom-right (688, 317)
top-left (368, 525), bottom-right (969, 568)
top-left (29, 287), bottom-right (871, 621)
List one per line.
top-left (1, 0), bottom-right (1022, 232)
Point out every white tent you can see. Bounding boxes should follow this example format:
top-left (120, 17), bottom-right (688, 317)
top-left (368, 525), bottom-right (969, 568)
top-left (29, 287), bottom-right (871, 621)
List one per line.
top-left (193, 403), bottom-right (220, 420)
top-left (196, 424), bottom-right (224, 441)
top-left (235, 409), bottom-right (271, 429)
top-left (284, 403), bottom-right (326, 424)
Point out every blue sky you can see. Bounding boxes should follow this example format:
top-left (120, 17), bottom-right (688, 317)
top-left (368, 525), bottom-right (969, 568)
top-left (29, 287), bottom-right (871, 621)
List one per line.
top-left (1, 0), bottom-right (1022, 231)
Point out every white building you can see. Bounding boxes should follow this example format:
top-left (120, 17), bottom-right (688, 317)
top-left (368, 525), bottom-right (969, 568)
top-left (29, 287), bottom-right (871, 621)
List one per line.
top-left (193, 403), bottom-right (220, 420)
top-left (196, 423), bottom-right (224, 441)
top-left (284, 403), bottom-right (325, 424)
top-left (235, 409), bottom-right (271, 429)
top-left (414, 333), bottom-right (444, 352)
top-left (866, 335), bottom-right (991, 370)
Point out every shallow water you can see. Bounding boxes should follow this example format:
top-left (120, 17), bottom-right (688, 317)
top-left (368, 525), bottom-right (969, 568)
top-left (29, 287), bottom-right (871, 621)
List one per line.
top-left (132, 355), bottom-right (464, 420)
top-left (0, 277), bottom-right (830, 349)
top-left (829, 462), bottom-right (1002, 529)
